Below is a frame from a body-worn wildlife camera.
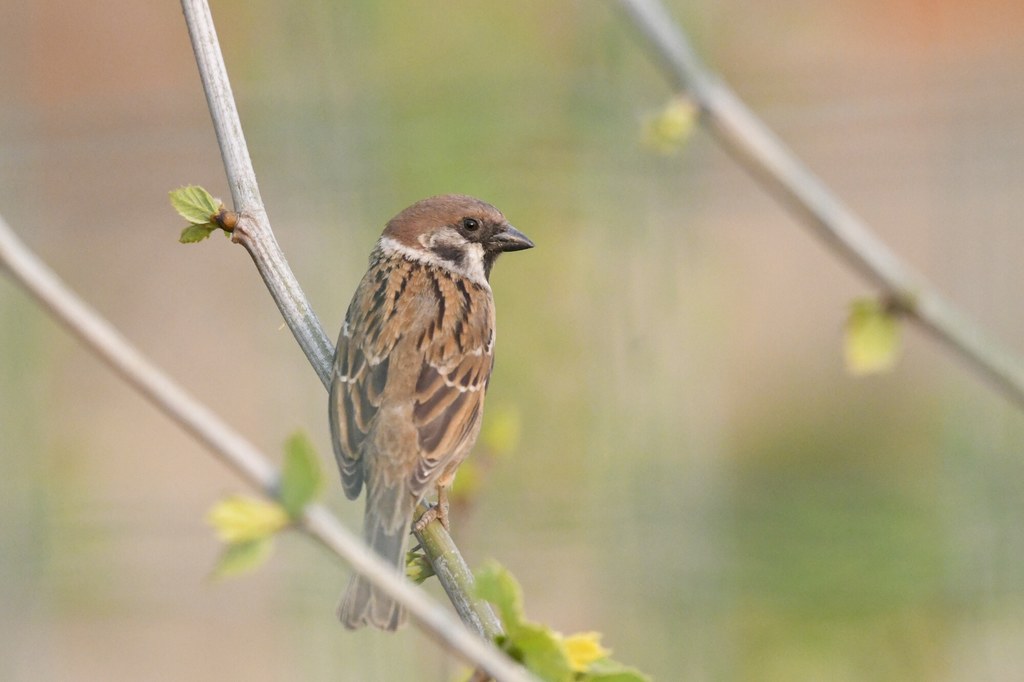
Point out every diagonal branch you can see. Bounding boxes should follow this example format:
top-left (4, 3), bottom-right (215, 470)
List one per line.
top-left (0, 212), bottom-right (533, 682)
top-left (617, 0), bottom-right (1024, 408)
top-left (178, 0), bottom-right (503, 639)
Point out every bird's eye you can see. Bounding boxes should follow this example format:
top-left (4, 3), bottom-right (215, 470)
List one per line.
top-left (462, 217), bottom-right (480, 232)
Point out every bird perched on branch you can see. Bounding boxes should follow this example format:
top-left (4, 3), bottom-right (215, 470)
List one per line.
top-left (329, 194), bottom-right (534, 630)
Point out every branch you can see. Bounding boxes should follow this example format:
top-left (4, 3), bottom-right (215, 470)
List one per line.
top-left (0, 212), bottom-right (533, 682)
top-left (181, 0), bottom-right (333, 385)
top-left (178, 0), bottom-right (504, 640)
top-left (616, 0), bottom-right (1024, 408)
top-left (416, 502), bottom-right (505, 637)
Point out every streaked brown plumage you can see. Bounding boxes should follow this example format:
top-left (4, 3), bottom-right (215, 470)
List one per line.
top-left (329, 194), bottom-right (533, 630)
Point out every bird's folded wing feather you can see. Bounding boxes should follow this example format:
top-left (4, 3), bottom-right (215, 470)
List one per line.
top-left (409, 271), bottom-right (495, 495)
top-left (329, 263), bottom-right (405, 499)
top-left (410, 350), bottom-right (491, 494)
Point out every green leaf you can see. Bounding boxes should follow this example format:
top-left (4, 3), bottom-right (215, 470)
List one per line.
top-left (405, 550), bottom-right (435, 584)
top-left (515, 624), bottom-right (574, 682)
top-left (476, 561), bottom-right (526, 632)
top-left (170, 185), bottom-right (221, 224)
top-left (278, 431), bottom-right (324, 518)
top-left (206, 495), bottom-right (290, 543)
top-left (845, 297), bottom-right (902, 375)
top-left (211, 538), bottom-right (274, 579)
top-left (585, 664), bottom-right (652, 682)
top-left (179, 223), bottom-right (217, 244)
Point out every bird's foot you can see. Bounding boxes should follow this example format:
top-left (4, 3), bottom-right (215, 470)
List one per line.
top-left (412, 488), bottom-right (450, 532)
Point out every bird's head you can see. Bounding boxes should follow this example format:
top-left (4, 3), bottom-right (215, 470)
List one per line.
top-left (380, 194), bottom-right (534, 285)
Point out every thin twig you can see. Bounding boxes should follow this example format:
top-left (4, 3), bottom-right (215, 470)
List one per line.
top-left (0, 213), bottom-right (534, 682)
top-left (617, 0), bottom-right (1024, 408)
top-left (416, 502), bottom-right (505, 638)
top-left (178, 0), bottom-right (504, 639)
top-left (181, 0), bottom-right (333, 384)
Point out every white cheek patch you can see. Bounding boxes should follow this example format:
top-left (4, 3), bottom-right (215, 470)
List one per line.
top-left (417, 227), bottom-right (462, 250)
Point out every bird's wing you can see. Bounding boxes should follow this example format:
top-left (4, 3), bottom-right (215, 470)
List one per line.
top-left (329, 264), bottom-right (406, 499)
top-left (409, 273), bottom-right (495, 495)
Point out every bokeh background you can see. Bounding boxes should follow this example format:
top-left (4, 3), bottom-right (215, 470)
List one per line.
top-left (3, 1), bottom-right (1024, 680)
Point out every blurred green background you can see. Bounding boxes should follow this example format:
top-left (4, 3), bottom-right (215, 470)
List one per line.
top-left (3, 1), bottom-right (1024, 680)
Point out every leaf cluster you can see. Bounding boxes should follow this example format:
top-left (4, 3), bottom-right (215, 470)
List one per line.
top-left (206, 432), bottom-right (323, 578)
top-left (170, 185), bottom-right (227, 243)
top-left (476, 562), bottom-right (650, 682)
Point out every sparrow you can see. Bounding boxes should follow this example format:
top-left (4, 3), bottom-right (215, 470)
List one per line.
top-left (329, 194), bottom-right (534, 630)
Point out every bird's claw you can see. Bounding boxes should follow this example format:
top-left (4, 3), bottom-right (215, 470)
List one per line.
top-left (412, 489), bottom-right (450, 533)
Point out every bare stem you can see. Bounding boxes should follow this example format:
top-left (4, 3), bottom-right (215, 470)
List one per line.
top-left (616, 0), bottom-right (1024, 408)
top-left (181, 0), bottom-right (334, 385)
top-left (416, 503), bottom-right (504, 639)
top-left (178, 0), bottom-right (503, 640)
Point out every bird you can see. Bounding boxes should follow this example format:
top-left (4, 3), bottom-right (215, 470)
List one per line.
top-left (329, 194), bottom-right (534, 630)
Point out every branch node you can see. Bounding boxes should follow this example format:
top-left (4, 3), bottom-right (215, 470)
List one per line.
top-left (214, 207), bottom-right (239, 232)
top-left (882, 290), bottom-right (917, 318)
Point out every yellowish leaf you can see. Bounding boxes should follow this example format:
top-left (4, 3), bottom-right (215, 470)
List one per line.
top-left (450, 458), bottom-right (484, 505)
top-left (845, 297), bottom-right (902, 375)
top-left (169, 185), bottom-right (221, 224)
top-left (406, 550), bottom-right (436, 584)
top-left (206, 495), bottom-right (289, 543)
top-left (481, 405), bottom-right (521, 456)
top-left (563, 631), bottom-right (611, 672)
top-left (211, 538), bottom-right (274, 579)
top-left (642, 96), bottom-right (698, 155)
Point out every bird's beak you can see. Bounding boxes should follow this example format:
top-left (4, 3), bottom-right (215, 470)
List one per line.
top-left (490, 224), bottom-right (535, 252)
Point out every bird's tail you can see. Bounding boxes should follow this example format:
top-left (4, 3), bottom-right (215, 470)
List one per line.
top-left (338, 483), bottom-right (414, 630)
